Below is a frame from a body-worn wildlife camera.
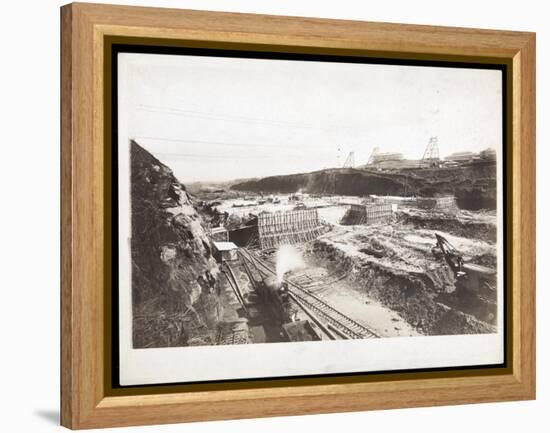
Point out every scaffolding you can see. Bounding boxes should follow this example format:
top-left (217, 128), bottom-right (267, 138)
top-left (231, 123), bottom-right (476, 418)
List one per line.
top-left (257, 209), bottom-right (324, 250)
top-left (420, 136), bottom-right (440, 167)
top-left (343, 151), bottom-right (355, 168)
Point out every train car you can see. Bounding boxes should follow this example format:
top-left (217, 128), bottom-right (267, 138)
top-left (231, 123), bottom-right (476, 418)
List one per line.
top-left (281, 320), bottom-right (321, 342)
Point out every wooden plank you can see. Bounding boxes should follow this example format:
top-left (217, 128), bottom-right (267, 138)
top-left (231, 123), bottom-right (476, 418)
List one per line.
top-left (60, 4), bottom-right (74, 429)
top-left (512, 32), bottom-right (536, 396)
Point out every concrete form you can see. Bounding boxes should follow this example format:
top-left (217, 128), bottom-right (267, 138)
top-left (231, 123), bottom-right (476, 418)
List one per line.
top-left (257, 209), bottom-right (324, 250)
top-left (213, 241), bottom-right (239, 262)
top-left (342, 203), bottom-right (393, 225)
top-left (416, 195), bottom-right (458, 214)
top-left (445, 151), bottom-right (477, 162)
top-left (210, 226), bottom-right (229, 242)
top-left (227, 209), bottom-right (324, 249)
top-left (368, 194), bottom-right (458, 214)
top-left (366, 159), bottom-right (422, 170)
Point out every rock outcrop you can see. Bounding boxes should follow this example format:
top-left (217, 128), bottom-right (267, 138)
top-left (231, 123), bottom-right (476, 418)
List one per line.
top-left (130, 140), bottom-right (222, 348)
top-left (231, 162), bottom-right (497, 211)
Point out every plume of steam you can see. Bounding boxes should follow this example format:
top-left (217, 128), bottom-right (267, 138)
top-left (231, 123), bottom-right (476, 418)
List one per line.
top-left (275, 244), bottom-right (305, 283)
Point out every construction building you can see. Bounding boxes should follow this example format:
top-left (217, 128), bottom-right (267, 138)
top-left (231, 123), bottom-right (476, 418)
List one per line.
top-left (363, 138), bottom-right (497, 171)
top-left (365, 136), bottom-right (441, 170)
top-left (367, 152), bottom-right (406, 169)
top-left (480, 148), bottom-right (497, 160)
top-left (444, 151), bottom-right (478, 162)
top-left (368, 157), bottom-right (421, 170)
top-left (212, 241), bottom-right (239, 262)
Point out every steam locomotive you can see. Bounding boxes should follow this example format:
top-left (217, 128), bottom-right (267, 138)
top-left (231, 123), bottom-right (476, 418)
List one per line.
top-left (257, 276), bottom-right (321, 342)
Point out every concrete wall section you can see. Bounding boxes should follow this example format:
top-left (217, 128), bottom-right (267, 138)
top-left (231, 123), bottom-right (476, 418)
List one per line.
top-left (257, 209), bottom-right (324, 249)
top-left (343, 203), bottom-right (393, 225)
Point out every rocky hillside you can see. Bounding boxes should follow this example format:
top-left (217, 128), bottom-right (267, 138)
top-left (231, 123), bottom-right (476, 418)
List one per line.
top-left (130, 141), bottom-right (222, 348)
top-left (231, 162), bottom-right (497, 210)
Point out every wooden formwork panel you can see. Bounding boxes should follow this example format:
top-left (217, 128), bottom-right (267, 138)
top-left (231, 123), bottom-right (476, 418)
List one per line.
top-left (257, 209), bottom-right (323, 249)
top-left (344, 203), bottom-right (393, 225)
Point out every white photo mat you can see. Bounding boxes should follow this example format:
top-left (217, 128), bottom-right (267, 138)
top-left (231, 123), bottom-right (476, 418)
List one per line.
top-left (116, 52), bottom-right (504, 386)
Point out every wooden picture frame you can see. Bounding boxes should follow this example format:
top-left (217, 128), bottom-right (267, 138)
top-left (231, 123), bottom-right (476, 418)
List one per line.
top-left (61, 2), bottom-right (535, 429)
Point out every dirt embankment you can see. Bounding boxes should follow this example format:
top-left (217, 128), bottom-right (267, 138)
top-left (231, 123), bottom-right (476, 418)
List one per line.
top-left (312, 237), bottom-right (495, 335)
top-left (231, 162), bottom-right (497, 210)
top-left (131, 141), bottom-right (224, 348)
top-left (396, 210), bottom-right (497, 243)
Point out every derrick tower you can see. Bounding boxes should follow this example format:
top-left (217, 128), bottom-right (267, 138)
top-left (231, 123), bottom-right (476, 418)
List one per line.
top-left (343, 151), bottom-right (355, 168)
top-left (367, 147), bottom-right (379, 165)
top-left (420, 136), bottom-right (440, 167)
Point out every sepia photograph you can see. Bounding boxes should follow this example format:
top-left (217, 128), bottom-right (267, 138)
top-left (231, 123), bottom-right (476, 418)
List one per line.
top-left (116, 49), bottom-right (504, 385)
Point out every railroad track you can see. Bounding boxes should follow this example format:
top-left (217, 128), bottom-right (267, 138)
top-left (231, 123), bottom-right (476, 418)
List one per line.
top-left (221, 264), bottom-right (248, 313)
top-left (289, 272), bottom-right (350, 294)
top-left (238, 249), bottom-right (379, 339)
top-left (255, 251), bottom-right (349, 293)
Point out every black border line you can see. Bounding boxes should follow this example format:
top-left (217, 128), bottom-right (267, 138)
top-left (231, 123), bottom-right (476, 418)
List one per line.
top-left (111, 43), bottom-right (508, 389)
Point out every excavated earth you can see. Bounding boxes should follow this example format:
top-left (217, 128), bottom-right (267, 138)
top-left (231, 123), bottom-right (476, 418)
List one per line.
top-left (396, 208), bottom-right (498, 243)
top-left (310, 212), bottom-right (498, 336)
top-left (130, 138), bottom-right (499, 344)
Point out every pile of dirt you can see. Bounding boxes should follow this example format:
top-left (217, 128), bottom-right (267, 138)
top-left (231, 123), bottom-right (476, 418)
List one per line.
top-left (312, 232), bottom-right (495, 335)
top-left (397, 209), bottom-right (497, 243)
top-left (130, 141), bottom-right (224, 348)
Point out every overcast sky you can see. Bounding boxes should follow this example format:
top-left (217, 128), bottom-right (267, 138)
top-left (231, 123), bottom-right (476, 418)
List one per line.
top-left (118, 52), bottom-right (502, 183)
